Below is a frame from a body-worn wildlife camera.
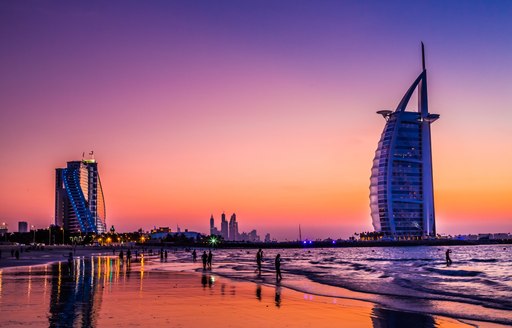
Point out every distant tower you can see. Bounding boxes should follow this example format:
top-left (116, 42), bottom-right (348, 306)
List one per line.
top-left (370, 43), bottom-right (438, 239)
top-left (229, 213), bottom-right (239, 241)
top-left (55, 154), bottom-right (107, 233)
top-left (220, 212), bottom-right (228, 240)
top-left (18, 221), bottom-right (28, 233)
top-left (209, 214), bottom-right (216, 235)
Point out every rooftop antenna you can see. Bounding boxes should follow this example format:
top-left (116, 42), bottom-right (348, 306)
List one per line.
top-left (421, 42), bottom-right (426, 71)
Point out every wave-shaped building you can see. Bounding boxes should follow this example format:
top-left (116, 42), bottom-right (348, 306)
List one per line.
top-left (370, 44), bottom-right (439, 239)
top-left (55, 156), bottom-right (106, 234)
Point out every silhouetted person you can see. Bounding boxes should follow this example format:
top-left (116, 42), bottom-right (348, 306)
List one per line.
top-left (11, 249), bottom-right (14, 257)
top-left (119, 250), bottom-right (124, 263)
top-left (256, 249), bottom-right (263, 275)
top-left (275, 254), bottom-right (282, 281)
top-left (126, 249), bottom-right (132, 264)
top-left (164, 250), bottom-right (168, 261)
top-left (445, 249), bottom-right (452, 266)
top-left (113, 248), bottom-right (116, 254)
top-left (202, 251), bottom-right (208, 270)
top-left (192, 249), bottom-right (197, 262)
top-left (207, 250), bottom-right (212, 269)
top-left (15, 249), bottom-right (19, 260)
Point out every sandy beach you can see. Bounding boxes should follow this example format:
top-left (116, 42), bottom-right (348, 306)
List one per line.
top-left (0, 249), bottom-right (502, 328)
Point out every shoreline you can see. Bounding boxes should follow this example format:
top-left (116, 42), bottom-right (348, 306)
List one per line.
top-left (0, 255), bottom-right (485, 328)
top-left (1, 246), bottom-right (510, 327)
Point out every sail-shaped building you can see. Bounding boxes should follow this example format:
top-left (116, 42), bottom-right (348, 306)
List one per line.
top-left (55, 156), bottom-right (106, 234)
top-left (370, 44), bottom-right (439, 239)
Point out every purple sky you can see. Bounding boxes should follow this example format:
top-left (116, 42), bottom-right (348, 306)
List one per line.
top-left (1, 1), bottom-right (511, 239)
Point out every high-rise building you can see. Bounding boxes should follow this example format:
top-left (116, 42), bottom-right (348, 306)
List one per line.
top-left (209, 214), bottom-right (220, 236)
top-left (0, 222), bottom-right (8, 236)
top-left (220, 212), bottom-right (228, 240)
top-left (18, 221), bottom-right (28, 233)
top-left (228, 213), bottom-right (239, 241)
top-left (55, 155), bottom-right (106, 233)
top-left (370, 44), bottom-right (439, 239)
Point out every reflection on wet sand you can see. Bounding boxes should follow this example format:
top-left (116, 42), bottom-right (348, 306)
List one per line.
top-left (0, 256), bottom-right (477, 328)
top-left (201, 274), bottom-right (214, 288)
top-left (255, 284), bottom-right (261, 301)
top-left (49, 257), bottom-right (103, 327)
top-left (275, 285), bottom-right (281, 308)
top-left (372, 306), bottom-right (437, 328)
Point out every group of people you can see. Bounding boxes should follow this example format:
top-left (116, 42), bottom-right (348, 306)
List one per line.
top-left (194, 248), bottom-right (282, 281)
top-left (256, 248), bottom-right (282, 281)
top-left (200, 250), bottom-right (213, 270)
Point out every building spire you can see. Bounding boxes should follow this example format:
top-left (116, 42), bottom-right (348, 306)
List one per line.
top-left (421, 42), bottom-right (426, 71)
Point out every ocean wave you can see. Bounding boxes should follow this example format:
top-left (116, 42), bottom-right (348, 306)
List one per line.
top-left (469, 258), bottom-right (497, 263)
top-left (423, 267), bottom-right (483, 277)
top-left (364, 257), bottom-right (435, 262)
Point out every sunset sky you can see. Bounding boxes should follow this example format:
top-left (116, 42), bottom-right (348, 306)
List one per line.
top-left (1, 1), bottom-right (511, 240)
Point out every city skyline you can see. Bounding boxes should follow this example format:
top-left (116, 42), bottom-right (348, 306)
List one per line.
top-left (1, 1), bottom-right (511, 240)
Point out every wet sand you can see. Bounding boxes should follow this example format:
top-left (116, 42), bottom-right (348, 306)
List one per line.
top-left (0, 255), bottom-right (482, 328)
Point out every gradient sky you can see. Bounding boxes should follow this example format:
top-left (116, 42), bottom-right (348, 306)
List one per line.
top-left (1, 1), bottom-right (511, 240)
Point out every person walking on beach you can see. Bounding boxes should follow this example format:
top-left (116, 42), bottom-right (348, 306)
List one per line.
top-left (164, 250), bottom-right (168, 261)
top-left (256, 249), bottom-right (263, 275)
top-left (15, 249), bottom-right (20, 260)
top-left (445, 249), bottom-right (452, 266)
top-left (202, 251), bottom-right (208, 270)
top-left (119, 250), bottom-right (124, 263)
top-left (126, 249), bottom-right (132, 264)
top-left (275, 254), bottom-right (282, 281)
top-left (207, 250), bottom-right (213, 269)
top-left (192, 249), bottom-right (197, 262)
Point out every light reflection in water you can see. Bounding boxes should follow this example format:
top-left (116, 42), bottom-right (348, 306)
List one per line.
top-left (27, 266), bottom-right (32, 298)
top-left (0, 255), bottom-right (454, 328)
top-left (140, 256), bottom-right (144, 291)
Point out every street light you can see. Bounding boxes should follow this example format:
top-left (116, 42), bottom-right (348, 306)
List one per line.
top-left (61, 227), bottom-right (65, 245)
top-left (31, 225), bottom-right (35, 244)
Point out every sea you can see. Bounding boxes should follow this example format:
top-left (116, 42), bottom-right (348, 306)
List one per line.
top-left (165, 244), bottom-right (512, 325)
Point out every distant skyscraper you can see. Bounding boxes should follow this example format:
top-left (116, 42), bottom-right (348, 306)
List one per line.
top-left (229, 213), bottom-right (239, 241)
top-left (55, 155), bottom-right (106, 233)
top-left (210, 215), bottom-right (215, 235)
top-left (0, 222), bottom-right (8, 236)
top-left (370, 44), bottom-right (439, 239)
top-left (18, 221), bottom-right (28, 233)
top-left (220, 212), bottom-right (228, 240)
top-left (209, 214), bottom-right (220, 236)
